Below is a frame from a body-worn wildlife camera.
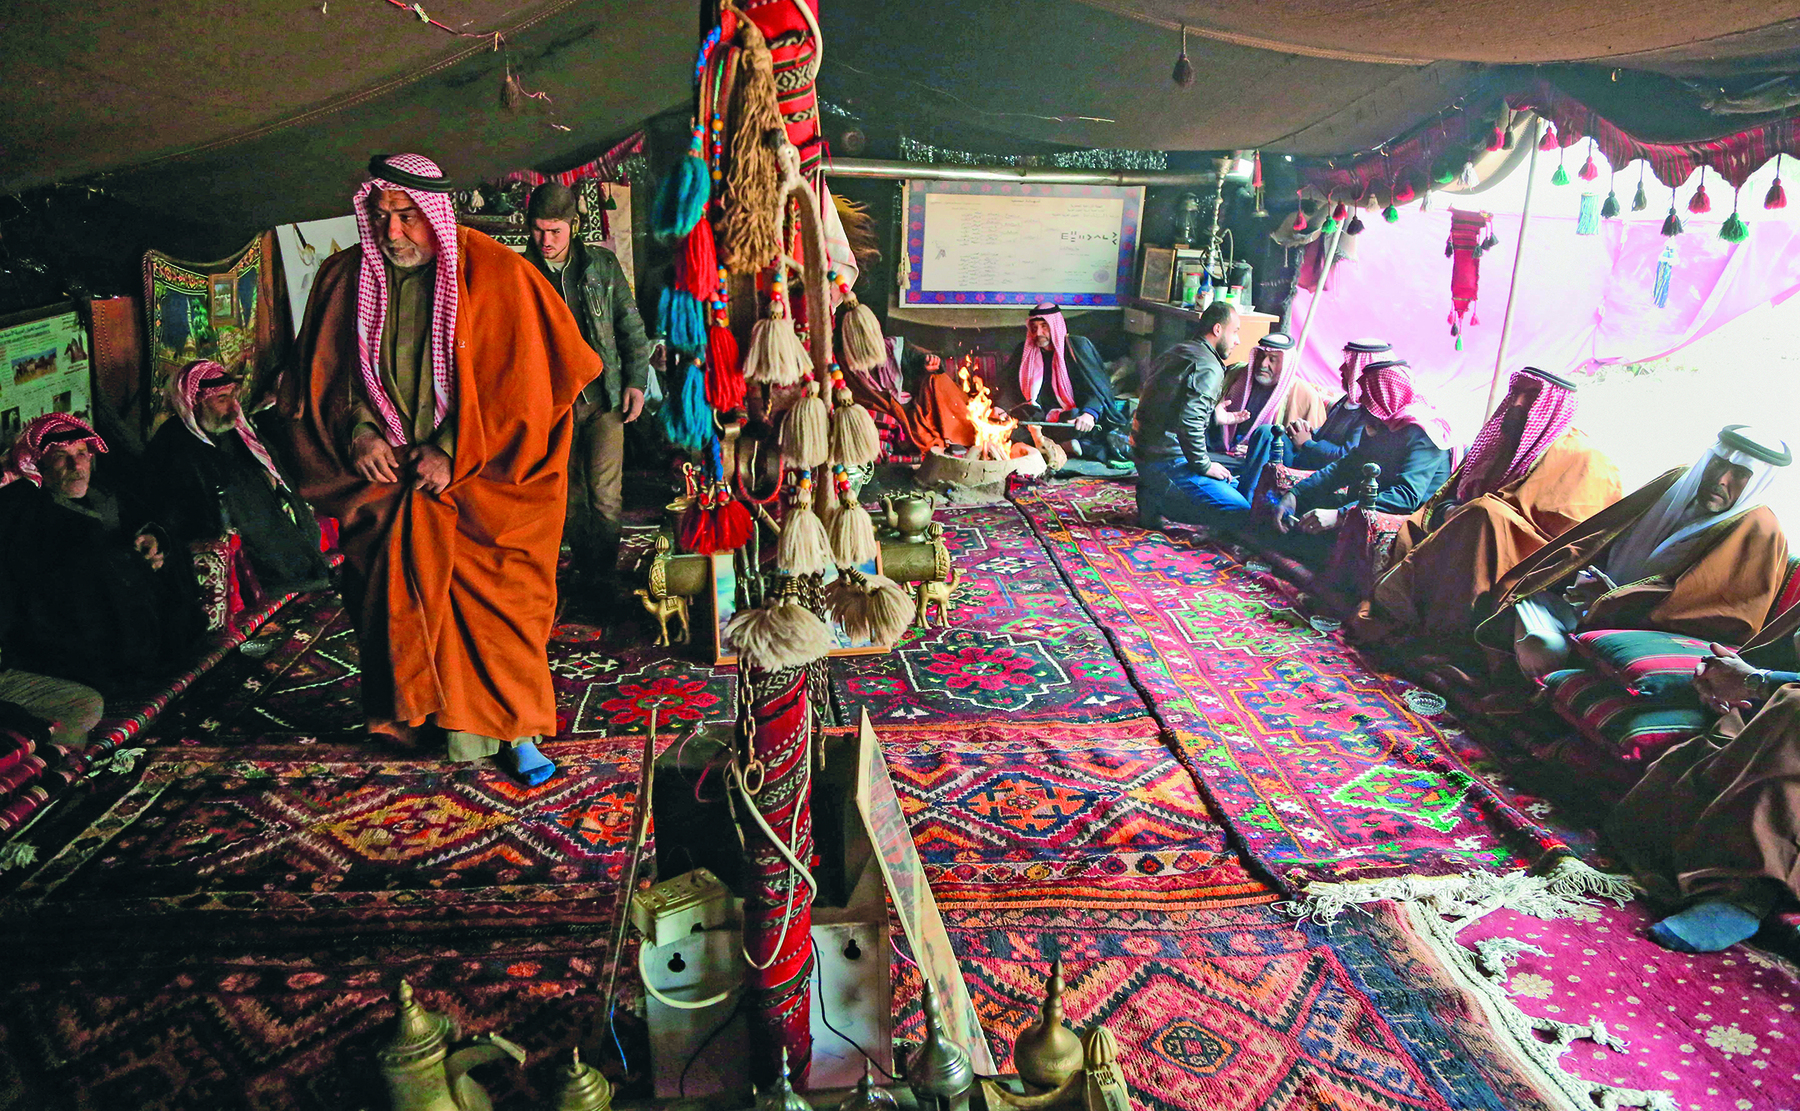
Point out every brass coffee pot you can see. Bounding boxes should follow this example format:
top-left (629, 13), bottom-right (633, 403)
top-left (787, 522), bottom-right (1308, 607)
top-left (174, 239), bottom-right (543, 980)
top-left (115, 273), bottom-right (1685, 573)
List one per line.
top-left (376, 980), bottom-right (526, 1111)
top-left (880, 493), bottom-right (937, 542)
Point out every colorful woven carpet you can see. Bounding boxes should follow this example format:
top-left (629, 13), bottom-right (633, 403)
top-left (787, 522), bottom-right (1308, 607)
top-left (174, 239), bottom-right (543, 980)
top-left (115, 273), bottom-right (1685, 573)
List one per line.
top-left (1012, 478), bottom-right (1567, 890)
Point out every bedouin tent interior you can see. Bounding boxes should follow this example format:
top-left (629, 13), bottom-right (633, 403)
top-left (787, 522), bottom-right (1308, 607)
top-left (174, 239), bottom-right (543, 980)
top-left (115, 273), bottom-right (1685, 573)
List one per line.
top-left (4, 0), bottom-right (1800, 1107)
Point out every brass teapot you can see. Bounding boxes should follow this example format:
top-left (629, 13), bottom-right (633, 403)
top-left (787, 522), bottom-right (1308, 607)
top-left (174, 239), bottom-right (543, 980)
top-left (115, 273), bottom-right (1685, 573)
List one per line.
top-left (376, 980), bottom-right (526, 1111)
top-left (881, 492), bottom-right (938, 543)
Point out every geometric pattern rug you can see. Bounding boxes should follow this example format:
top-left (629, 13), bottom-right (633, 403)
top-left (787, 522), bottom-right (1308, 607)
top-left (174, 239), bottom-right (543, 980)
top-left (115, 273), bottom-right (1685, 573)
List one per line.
top-left (1013, 478), bottom-right (1569, 891)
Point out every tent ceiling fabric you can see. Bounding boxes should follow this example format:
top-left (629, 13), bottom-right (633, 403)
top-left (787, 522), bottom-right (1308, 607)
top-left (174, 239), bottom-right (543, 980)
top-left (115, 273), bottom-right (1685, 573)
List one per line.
top-left (1073, 1), bottom-right (1800, 72)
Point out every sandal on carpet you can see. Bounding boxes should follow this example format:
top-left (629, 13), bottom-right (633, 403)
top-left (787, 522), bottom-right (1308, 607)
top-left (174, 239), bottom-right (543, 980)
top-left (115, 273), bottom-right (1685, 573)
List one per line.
top-left (504, 740), bottom-right (557, 787)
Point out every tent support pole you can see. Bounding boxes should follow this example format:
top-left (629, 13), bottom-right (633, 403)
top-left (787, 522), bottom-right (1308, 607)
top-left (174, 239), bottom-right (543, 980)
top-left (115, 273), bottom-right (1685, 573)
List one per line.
top-left (1292, 219), bottom-right (1347, 375)
top-left (1486, 116), bottom-right (1543, 417)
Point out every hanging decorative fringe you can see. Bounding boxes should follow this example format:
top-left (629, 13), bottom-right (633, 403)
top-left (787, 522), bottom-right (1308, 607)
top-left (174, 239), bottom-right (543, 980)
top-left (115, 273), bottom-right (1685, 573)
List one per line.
top-left (1653, 241), bottom-right (1677, 308)
top-left (705, 323), bottom-right (745, 412)
top-left (718, 11), bottom-right (784, 272)
top-left (827, 366), bottom-right (880, 465)
top-left (1171, 24), bottom-right (1194, 88)
top-left (1549, 159), bottom-right (1569, 187)
top-left (826, 467), bottom-right (878, 566)
top-left (1631, 164), bottom-right (1648, 212)
top-left (825, 568), bottom-right (914, 648)
top-left (1720, 207), bottom-right (1748, 243)
top-left (726, 592), bottom-right (831, 671)
top-left (779, 379), bottom-right (830, 468)
top-left (1767, 155), bottom-right (1788, 209)
top-left (658, 287), bottom-right (708, 352)
top-left (1345, 212), bottom-right (1365, 236)
top-left (1687, 168), bottom-right (1712, 214)
top-left (652, 121), bottom-right (710, 242)
top-left (1292, 189), bottom-right (1308, 233)
top-left (743, 274), bottom-right (810, 386)
top-left (834, 281), bottom-right (885, 373)
top-left (1577, 140), bottom-right (1599, 182)
top-left (680, 221), bottom-right (719, 299)
top-left (1445, 209), bottom-right (1492, 351)
top-left (1660, 201), bottom-right (1684, 238)
top-left (776, 472), bottom-right (832, 577)
top-left (662, 357), bottom-right (714, 453)
top-left (1600, 187), bottom-right (1620, 220)
top-left (1536, 123), bottom-right (1559, 152)
top-left (1382, 203), bottom-right (1399, 223)
top-left (1393, 179), bottom-right (1416, 204)
top-left (1576, 192), bottom-right (1600, 235)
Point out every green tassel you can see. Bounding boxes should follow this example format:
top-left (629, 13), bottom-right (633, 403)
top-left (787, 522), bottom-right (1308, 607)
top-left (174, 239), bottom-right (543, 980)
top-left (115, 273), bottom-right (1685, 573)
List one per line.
top-left (1550, 164), bottom-right (1569, 187)
top-left (1455, 334), bottom-right (1464, 351)
top-left (1632, 181), bottom-right (1648, 211)
top-left (1383, 204), bottom-right (1399, 223)
top-left (1600, 190), bottom-right (1620, 219)
top-left (1720, 211), bottom-right (1749, 242)
top-left (1322, 215), bottom-right (1340, 234)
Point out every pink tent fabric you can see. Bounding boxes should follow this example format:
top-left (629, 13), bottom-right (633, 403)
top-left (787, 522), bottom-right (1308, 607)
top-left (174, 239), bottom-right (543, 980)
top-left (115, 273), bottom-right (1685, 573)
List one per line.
top-left (1289, 205), bottom-right (1800, 444)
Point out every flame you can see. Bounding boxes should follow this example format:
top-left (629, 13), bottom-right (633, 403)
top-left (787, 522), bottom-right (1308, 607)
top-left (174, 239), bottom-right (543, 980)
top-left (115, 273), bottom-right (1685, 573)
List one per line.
top-left (957, 357), bottom-right (1016, 461)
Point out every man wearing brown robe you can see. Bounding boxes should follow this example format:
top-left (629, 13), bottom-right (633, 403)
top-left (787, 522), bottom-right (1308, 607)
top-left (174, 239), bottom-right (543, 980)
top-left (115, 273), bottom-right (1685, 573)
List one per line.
top-left (1473, 426), bottom-right (1791, 682)
top-left (1606, 607), bottom-right (1800, 952)
top-left (279, 154), bottom-right (601, 785)
top-left (1354, 368), bottom-right (1622, 644)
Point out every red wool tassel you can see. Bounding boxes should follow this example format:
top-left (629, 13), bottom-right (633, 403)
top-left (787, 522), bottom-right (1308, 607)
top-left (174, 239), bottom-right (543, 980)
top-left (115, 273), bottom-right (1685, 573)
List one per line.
top-left (1767, 173), bottom-right (1788, 211)
top-left (1537, 124), bottom-right (1559, 152)
top-left (1577, 141), bottom-right (1599, 182)
top-left (1292, 189), bottom-right (1308, 232)
top-left (1688, 169), bottom-right (1712, 215)
top-left (680, 221), bottom-right (719, 299)
top-left (678, 499), bottom-right (719, 554)
top-left (713, 498), bottom-right (754, 550)
top-left (1486, 125), bottom-right (1504, 152)
top-left (1332, 202), bottom-right (1348, 222)
top-left (1393, 179), bottom-right (1416, 204)
top-left (705, 323), bottom-right (745, 412)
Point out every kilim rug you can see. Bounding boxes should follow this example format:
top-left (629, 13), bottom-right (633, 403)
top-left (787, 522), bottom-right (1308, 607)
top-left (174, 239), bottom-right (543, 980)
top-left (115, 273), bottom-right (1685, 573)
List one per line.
top-left (1011, 478), bottom-right (1569, 891)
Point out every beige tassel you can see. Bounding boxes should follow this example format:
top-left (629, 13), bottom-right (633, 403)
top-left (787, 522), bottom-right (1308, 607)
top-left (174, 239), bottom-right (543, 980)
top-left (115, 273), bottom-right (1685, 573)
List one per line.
top-left (727, 595), bottom-right (831, 670)
top-left (815, 466), bottom-right (841, 517)
top-left (827, 570), bottom-right (914, 648)
top-left (720, 15), bottom-right (783, 272)
top-left (829, 499), bottom-right (878, 566)
top-left (777, 503), bottom-right (832, 577)
top-left (743, 313), bottom-right (809, 387)
top-left (779, 380), bottom-right (829, 468)
top-left (830, 386), bottom-right (881, 466)
top-left (836, 292), bottom-right (886, 373)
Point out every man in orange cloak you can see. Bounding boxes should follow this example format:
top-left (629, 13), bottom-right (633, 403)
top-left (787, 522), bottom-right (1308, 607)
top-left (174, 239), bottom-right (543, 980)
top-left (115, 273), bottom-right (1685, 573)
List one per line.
top-left (279, 154), bottom-right (601, 784)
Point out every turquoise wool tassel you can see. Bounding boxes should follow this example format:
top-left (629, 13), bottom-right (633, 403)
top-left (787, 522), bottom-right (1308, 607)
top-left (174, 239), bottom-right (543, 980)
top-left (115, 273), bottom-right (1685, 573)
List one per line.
top-left (1652, 242), bottom-right (1676, 308)
top-left (651, 123), bottom-right (710, 241)
top-left (1576, 192), bottom-right (1600, 235)
top-left (657, 287), bottom-right (708, 352)
top-left (662, 356), bottom-right (714, 453)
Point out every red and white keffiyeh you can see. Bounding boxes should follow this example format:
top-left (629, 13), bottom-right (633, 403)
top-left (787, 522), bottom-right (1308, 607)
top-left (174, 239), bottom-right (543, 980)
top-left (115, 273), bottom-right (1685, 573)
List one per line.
top-left (1453, 369), bottom-right (1577, 503)
top-left (1018, 306), bottom-right (1078, 417)
top-left (1218, 345), bottom-right (1294, 454)
top-left (1359, 361), bottom-right (1456, 450)
top-left (2, 412), bottom-right (107, 488)
top-left (170, 360), bottom-right (288, 491)
top-left (352, 153), bottom-right (459, 446)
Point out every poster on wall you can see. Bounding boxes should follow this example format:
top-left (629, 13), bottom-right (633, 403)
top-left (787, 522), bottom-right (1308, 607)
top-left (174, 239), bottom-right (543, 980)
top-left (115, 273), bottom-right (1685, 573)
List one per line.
top-left (275, 216), bottom-right (359, 338)
top-left (901, 180), bottom-right (1142, 308)
top-left (0, 304), bottom-right (94, 445)
top-left (143, 233), bottom-right (282, 428)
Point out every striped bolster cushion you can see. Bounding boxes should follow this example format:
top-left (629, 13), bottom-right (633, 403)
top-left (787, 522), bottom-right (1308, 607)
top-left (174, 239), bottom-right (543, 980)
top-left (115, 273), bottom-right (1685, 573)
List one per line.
top-left (1544, 669), bottom-right (1711, 762)
top-left (1570, 629), bottom-right (1714, 703)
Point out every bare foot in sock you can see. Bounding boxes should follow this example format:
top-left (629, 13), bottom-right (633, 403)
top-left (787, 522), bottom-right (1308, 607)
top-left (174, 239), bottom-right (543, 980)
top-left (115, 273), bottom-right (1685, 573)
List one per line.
top-left (1649, 900), bottom-right (1763, 953)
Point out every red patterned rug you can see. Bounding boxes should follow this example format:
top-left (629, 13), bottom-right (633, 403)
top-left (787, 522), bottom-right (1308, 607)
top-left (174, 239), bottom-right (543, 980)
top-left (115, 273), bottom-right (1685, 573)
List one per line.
top-left (1012, 478), bottom-right (1569, 891)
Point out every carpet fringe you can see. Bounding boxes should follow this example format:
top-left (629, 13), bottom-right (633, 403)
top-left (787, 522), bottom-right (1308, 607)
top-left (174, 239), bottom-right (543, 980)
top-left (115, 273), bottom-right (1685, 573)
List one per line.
top-left (1472, 935), bottom-right (1545, 982)
top-left (1278, 869), bottom-right (1597, 931)
top-left (1536, 853), bottom-right (1638, 904)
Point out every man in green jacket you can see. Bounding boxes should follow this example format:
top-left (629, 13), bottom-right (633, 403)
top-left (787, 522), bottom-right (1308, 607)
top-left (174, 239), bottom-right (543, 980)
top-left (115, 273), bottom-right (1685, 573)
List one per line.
top-left (525, 182), bottom-right (652, 603)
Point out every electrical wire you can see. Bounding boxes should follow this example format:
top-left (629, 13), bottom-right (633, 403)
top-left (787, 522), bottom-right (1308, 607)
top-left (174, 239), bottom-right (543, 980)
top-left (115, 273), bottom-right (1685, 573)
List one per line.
top-left (678, 992), bottom-right (748, 1097)
top-left (813, 948), bottom-right (896, 1080)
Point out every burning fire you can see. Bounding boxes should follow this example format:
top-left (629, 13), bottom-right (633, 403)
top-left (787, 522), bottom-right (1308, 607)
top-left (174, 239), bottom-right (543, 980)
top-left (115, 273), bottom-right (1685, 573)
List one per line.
top-left (957, 357), bottom-right (1016, 461)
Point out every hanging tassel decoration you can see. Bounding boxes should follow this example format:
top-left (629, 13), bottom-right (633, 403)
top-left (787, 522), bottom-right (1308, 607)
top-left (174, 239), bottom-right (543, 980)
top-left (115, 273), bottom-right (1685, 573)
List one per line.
top-left (831, 268), bottom-right (885, 372)
top-left (1393, 179), bottom-right (1416, 205)
top-left (779, 378), bottom-right (830, 468)
top-left (662, 356), bottom-right (714, 453)
top-left (1501, 114), bottom-right (1517, 150)
top-left (705, 322), bottom-right (744, 412)
top-left (1600, 185), bottom-right (1620, 220)
top-left (1660, 200), bottom-right (1684, 238)
top-left (719, 14), bottom-right (784, 272)
top-left (1382, 203), bottom-right (1399, 223)
top-left (825, 569), bottom-right (914, 648)
top-left (1652, 241), bottom-right (1677, 309)
top-left (1537, 123), bottom-right (1559, 152)
top-left (743, 272), bottom-right (810, 386)
top-left (1345, 212), bottom-right (1365, 236)
top-left (1632, 164), bottom-right (1648, 212)
top-left (657, 286), bottom-right (708, 352)
top-left (775, 471), bottom-right (832, 577)
top-left (1720, 188), bottom-right (1749, 243)
top-left (1576, 192), bottom-right (1600, 235)
top-left (1766, 155), bottom-right (1788, 209)
top-left (652, 121), bottom-right (710, 241)
top-left (1550, 155), bottom-right (1569, 187)
top-left (1577, 140), bottom-right (1600, 182)
top-left (826, 466), bottom-right (878, 567)
top-left (1171, 24), bottom-right (1194, 88)
top-left (726, 590), bottom-right (831, 671)
top-left (1292, 190), bottom-right (1309, 233)
top-left (827, 364), bottom-right (880, 465)
top-left (680, 220), bottom-right (719, 299)
top-left (1688, 168), bottom-right (1712, 214)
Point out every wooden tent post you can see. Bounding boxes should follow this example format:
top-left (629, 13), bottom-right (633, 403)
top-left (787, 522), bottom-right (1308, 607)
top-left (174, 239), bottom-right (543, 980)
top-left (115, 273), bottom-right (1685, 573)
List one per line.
top-left (1486, 115), bottom-right (1544, 417)
top-left (1293, 218), bottom-right (1347, 377)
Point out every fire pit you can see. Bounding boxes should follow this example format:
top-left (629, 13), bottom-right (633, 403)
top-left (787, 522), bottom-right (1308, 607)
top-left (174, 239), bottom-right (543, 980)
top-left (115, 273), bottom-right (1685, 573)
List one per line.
top-left (915, 445), bottom-right (1016, 501)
